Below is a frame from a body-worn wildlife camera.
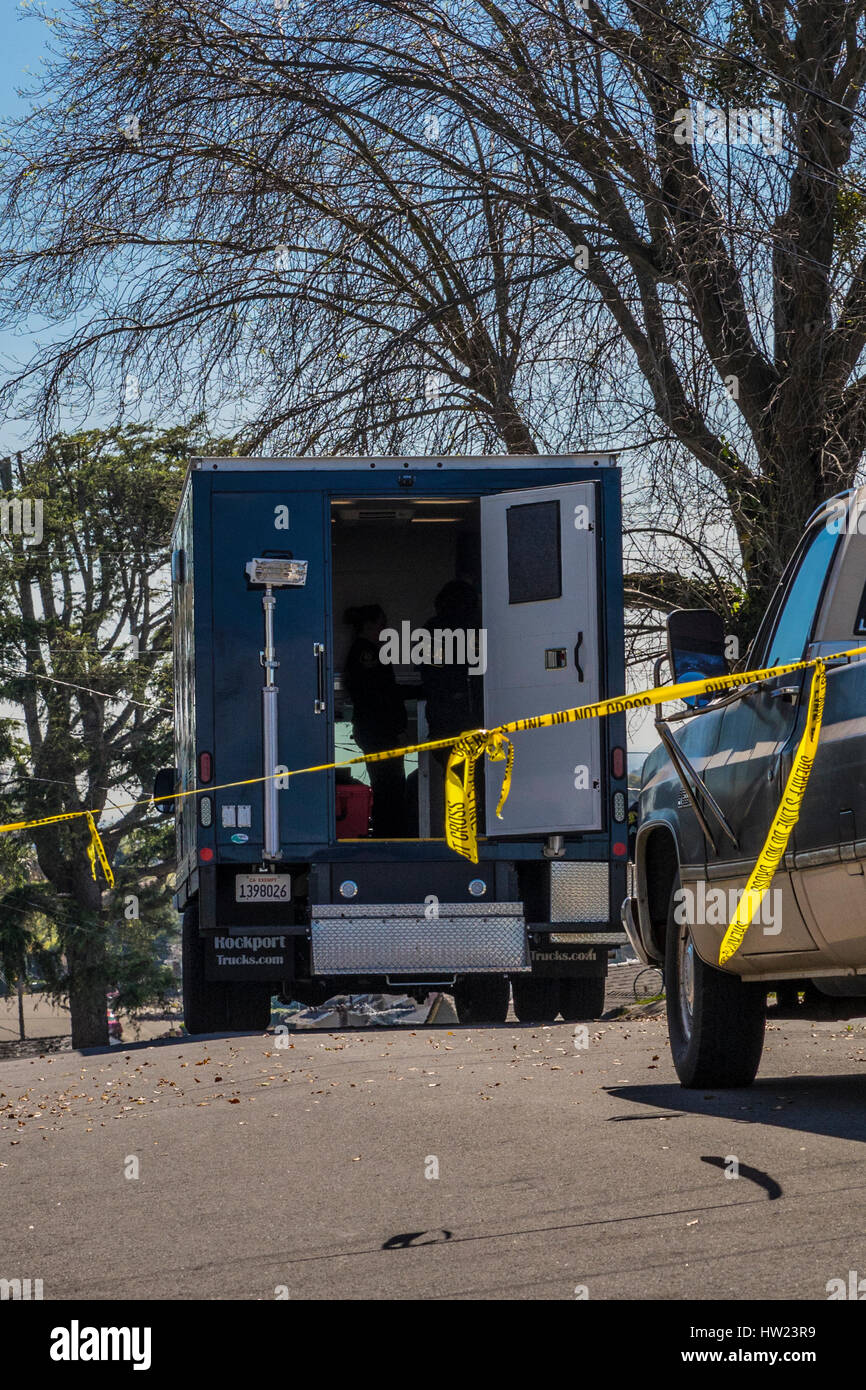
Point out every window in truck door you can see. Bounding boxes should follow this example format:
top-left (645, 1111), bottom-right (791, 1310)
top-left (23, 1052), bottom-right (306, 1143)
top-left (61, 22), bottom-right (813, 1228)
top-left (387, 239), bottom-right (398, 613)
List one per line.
top-left (763, 526), bottom-right (838, 667)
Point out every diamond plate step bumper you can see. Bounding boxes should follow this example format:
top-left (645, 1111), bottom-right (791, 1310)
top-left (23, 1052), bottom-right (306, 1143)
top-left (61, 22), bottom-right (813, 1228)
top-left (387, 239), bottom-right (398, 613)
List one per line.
top-left (311, 902), bottom-right (530, 975)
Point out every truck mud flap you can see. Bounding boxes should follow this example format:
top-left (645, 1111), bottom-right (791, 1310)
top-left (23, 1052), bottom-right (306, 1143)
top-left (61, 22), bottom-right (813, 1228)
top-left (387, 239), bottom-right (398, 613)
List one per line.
top-left (205, 932), bottom-right (293, 981)
top-left (310, 902), bottom-right (530, 975)
top-left (529, 944), bottom-right (608, 976)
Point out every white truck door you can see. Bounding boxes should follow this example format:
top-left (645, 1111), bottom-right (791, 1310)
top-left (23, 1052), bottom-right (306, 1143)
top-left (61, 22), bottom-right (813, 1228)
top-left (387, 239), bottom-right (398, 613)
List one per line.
top-left (481, 482), bottom-right (602, 836)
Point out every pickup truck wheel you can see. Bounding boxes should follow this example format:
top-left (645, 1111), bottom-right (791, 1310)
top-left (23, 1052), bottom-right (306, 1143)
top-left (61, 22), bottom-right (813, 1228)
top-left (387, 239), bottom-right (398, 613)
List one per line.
top-left (453, 976), bottom-right (510, 1024)
top-left (559, 976), bottom-right (606, 1022)
top-left (511, 977), bottom-right (560, 1022)
top-left (665, 878), bottom-right (765, 1088)
top-left (182, 902), bottom-right (227, 1035)
top-left (225, 984), bottom-right (273, 1032)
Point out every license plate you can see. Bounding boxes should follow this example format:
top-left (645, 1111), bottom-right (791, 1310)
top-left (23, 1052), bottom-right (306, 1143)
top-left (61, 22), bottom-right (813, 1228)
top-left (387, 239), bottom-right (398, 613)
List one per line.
top-left (235, 874), bottom-right (292, 903)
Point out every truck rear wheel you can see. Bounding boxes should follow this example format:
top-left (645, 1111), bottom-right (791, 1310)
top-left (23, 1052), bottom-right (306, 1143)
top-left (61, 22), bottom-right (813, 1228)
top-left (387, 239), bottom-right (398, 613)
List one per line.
top-left (453, 975), bottom-right (510, 1024)
top-left (511, 977), bottom-right (560, 1022)
top-left (559, 976), bottom-right (606, 1022)
top-left (226, 983), bottom-right (273, 1033)
top-left (182, 902), bottom-right (227, 1035)
top-left (665, 876), bottom-right (765, 1088)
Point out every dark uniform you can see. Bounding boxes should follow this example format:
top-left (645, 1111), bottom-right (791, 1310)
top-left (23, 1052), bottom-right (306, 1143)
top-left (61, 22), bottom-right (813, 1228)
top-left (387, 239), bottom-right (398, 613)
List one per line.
top-left (415, 606), bottom-right (485, 834)
top-left (417, 618), bottom-right (483, 743)
top-left (344, 636), bottom-right (407, 837)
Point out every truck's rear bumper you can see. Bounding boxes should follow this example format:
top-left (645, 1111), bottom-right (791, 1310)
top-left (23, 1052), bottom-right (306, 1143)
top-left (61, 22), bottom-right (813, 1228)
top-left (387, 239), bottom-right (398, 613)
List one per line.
top-left (310, 902), bottom-right (531, 975)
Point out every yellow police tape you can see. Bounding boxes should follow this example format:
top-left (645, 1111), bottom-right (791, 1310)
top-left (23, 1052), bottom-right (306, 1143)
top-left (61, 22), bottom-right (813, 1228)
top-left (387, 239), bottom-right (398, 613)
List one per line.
top-left (2, 644), bottom-right (864, 963)
top-left (0, 807), bottom-right (118, 890)
top-left (715, 659), bottom-right (827, 964)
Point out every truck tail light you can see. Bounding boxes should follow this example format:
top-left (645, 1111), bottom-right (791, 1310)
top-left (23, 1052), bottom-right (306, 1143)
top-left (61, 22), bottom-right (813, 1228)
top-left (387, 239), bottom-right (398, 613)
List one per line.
top-left (198, 751), bottom-right (213, 783)
top-left (612, 791), bottom-right (626, 822)
top-left (611, 746), bottom-right (625, 779)
top-left (200, 796), bottom-right (213, 827)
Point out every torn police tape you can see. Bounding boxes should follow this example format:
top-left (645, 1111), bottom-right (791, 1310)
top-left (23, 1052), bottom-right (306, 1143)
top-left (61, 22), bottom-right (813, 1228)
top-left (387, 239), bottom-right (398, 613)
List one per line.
top-left (0, 807), bottom-right (116, 890)
top-left (2, 645), bottom-right (863, 965)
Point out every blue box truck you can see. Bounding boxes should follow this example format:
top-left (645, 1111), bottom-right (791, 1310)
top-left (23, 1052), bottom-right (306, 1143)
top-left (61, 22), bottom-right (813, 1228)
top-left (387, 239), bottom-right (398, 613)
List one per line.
top-left (155, 454), bottom-right (629, 1032)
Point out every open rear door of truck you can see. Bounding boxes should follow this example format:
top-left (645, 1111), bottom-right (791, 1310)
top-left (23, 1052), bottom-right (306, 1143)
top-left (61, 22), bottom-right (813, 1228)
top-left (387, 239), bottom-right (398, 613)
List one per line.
top-left (481, 481), bottom-right (602, 836)
top-left (210, 489), bottom-right (331, 850)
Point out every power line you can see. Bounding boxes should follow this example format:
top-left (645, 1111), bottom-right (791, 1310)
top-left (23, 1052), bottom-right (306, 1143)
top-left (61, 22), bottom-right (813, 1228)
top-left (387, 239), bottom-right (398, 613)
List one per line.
top-left (18, 647), bottom-right (167, 661)
top-left (0, 773), bottom-right (102, 793)
top-left (0, 667), bottom-right (172, 714)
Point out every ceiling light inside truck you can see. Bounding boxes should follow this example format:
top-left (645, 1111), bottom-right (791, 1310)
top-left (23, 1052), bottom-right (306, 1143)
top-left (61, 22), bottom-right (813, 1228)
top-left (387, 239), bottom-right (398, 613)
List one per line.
top-left (245, 558), bottom-right (308, 586)
top-left (339, 506), bottom-right (414, 523)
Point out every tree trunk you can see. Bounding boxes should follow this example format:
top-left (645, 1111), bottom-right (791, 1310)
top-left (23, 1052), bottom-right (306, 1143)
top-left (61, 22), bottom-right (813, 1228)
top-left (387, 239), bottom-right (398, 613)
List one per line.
top-left (17, 978), bottom-right (25, 1042)
top-left (67, 869), bottom-right (109, 1050)
top-left (728, 468), bottom-right (824, 649)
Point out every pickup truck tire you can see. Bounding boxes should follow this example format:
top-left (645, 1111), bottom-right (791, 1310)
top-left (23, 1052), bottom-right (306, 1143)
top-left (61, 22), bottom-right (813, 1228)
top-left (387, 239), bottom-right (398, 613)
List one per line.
top-left (665, 877), bottom-right (766, 1088)
top-left (225, 984), bottom-right (273, 1033)
top-left (559, 976), bottom-right (606, 1021)
top-left (511, 977), bottom-right (560, 1022)
top-left (453, 975), bottom-right (510, 1024)
top-left (182, 902), bottom-right (227, 1035)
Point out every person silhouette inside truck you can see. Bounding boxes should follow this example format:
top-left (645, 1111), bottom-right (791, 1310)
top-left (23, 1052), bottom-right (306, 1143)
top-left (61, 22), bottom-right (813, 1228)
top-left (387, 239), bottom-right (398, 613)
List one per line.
top-left (344, 604), bottom-right (407, 837)
top-left (415, 580), bottom-right (485, 833)
top-left (417, 580), bottom-right (483, 747)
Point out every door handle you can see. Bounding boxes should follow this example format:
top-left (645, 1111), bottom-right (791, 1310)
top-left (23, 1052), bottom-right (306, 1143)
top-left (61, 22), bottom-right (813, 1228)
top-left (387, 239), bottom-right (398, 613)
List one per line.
top-left (769, 686), bottom-right (799, 701)
top-left (574, 631), bottom-right (584, 682)
top-left (313, 642), bottom-right (326, 713)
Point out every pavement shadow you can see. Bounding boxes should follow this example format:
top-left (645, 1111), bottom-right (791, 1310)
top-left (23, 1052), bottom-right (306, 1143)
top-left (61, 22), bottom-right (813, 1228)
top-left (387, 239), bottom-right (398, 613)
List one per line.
top-left (77, 1028), bottom-right (267, 1057)
top-left (608, 1074), bottom-right (866, 1144)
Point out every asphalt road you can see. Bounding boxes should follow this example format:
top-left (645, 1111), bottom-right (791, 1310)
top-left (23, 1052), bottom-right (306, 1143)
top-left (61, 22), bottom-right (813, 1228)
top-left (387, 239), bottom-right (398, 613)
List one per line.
top-left (3, 1012), bottom-right (866, 1300)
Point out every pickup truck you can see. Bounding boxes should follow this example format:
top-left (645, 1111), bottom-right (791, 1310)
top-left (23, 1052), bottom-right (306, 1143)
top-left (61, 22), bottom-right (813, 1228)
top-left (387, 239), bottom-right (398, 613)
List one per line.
top-left (623, 487), bottom-right (866, 1087)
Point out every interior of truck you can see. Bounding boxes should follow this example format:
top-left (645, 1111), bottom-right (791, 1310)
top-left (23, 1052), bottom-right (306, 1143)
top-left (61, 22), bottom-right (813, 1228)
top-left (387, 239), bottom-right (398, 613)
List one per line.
top-left (330, 496), bottom-right (482, 839)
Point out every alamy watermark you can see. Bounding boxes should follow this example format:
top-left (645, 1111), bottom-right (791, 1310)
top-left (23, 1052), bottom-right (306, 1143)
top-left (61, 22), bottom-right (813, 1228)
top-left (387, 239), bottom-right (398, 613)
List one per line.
top-left (0, 497), bottom-right (42, 545)
top-left (0, 1276), bottom-right (43, 1300)
top-left (673, 102), bottom-right (784, 154)
top-left (50, 1322), bottom-right (151, 1370)
top-left (827, 1270), bottom-right (866, 1299)
top-left (674, 883), bottom-right (782, 935)
top-left (824, 496), bottom-right (866, 535)
top-left (379, 620), bottom-right (487, 676)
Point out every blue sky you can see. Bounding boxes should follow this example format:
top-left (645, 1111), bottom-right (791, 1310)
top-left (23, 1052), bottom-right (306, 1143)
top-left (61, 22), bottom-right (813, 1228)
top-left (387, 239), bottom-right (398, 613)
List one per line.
top-left (0, 3), bottom-right (66, 448)
top-left (0, 1), bottom-right (235, 448)
top-left (0, 4), bottom-right (55, 107)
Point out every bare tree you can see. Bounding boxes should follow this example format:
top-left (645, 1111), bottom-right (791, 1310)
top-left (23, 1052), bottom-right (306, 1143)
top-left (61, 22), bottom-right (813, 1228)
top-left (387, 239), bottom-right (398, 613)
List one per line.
top-left (2, 0), bottom-right (866, 647)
